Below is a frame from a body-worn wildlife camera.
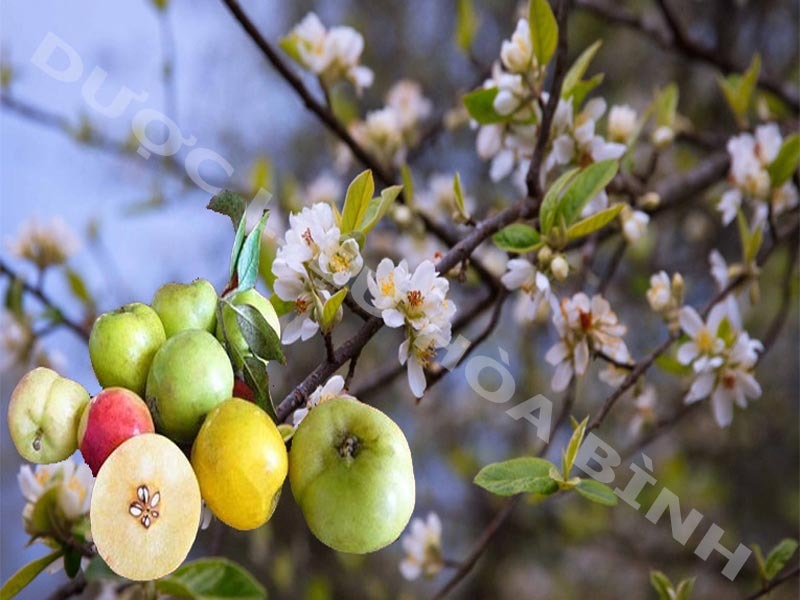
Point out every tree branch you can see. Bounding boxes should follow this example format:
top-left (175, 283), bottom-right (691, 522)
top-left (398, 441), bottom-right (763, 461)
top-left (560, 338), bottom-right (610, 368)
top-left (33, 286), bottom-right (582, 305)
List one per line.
top-left (744, 564), bottom-right (800, 600)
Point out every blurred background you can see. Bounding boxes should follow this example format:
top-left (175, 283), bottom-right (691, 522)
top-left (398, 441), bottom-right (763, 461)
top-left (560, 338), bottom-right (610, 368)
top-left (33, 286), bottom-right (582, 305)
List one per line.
top-left (1, 0), bottom-right (798, 598)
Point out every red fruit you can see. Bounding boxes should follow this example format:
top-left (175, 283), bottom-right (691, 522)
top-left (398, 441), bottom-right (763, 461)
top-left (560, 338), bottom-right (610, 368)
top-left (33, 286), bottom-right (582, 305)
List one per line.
top-left (78, 387), bottom-right (155, 475)
top-left (232, 377), bottom-right (255, 402)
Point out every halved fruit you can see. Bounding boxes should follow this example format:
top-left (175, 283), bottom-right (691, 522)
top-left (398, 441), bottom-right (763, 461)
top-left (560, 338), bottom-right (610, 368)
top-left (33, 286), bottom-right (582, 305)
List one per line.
top-left (90, 433), bottom-right (201, 580)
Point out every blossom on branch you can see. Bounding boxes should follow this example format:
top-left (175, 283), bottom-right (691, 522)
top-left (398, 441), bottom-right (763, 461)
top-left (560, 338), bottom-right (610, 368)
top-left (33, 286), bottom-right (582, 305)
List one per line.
top-left (501, 258), bottom-right (551, 323)
top-left (368, 259), bottom-right (455, 397)
top-left (399, 512), bottom-right (444, 580)
top-left (6, 216), bottom-right (80, 269)
top-left (292, 375), bottom-right (354, 427)
top-left (545, 293), bottom-right (631, 391)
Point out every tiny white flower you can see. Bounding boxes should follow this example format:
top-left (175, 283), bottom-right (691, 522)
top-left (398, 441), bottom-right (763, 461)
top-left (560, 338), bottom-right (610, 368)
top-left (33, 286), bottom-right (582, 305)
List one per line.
top-left (550, 255), bottom-right (569, 281)
top-left (292, 375), bottom-right (354, 426)
top-left (620, 206), bottom-right (649, 244)
top-left (399, 512), bottom-right (443, 581)
top-left (607, 104), bottom-right (637, 143)
top-left (6, 217), bottom-right (80, 269)
top-left (646, 271), bottom-right (672, 313)
top-left (501, 258), bottom-right (551, 323)
top-left (386, 80), bottom-right (433, 133)
top-left (676, 304), bottom-right (728, 365)
top-left (629, 385), bottom-right (657, 436)
top-left (500, 19), bottom-right (535, 74)
top-left (651, 125), bottom-right (675, 148)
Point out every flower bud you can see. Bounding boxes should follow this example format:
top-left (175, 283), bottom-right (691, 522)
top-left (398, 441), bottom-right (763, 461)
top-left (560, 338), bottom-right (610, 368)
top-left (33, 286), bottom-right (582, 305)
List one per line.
top-left (651, 126), bottom-right (675, 149)
top-left (392, 204), bottom-right (413, 227)
top-left (638, 192), bottom-right (661, 210)
top-left (537, 245), bottom-right (553, 266)
top-left (551, 255), bottom-right (569, 281)
top-left (670, 273), bottom-right (685, 305)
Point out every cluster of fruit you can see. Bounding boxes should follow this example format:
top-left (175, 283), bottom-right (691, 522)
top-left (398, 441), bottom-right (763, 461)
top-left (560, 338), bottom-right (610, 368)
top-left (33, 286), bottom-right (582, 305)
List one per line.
top-left (7, 279), bottom-right (415, 582)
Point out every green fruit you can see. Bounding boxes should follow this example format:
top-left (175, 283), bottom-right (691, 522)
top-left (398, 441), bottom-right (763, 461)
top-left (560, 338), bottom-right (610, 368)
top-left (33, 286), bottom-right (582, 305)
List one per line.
top-left (7, 367), bottom-right (90, 463)
top-left (145, 330), bottom-right (234, 443)
top-left (89, 303), bottom-right (166, 396)
top-left (289, 397), bottom-right (415, 553)
top-left (152, 279), bottom-right (218, 338)
top-left (217, 289), bottom-right (281, 356)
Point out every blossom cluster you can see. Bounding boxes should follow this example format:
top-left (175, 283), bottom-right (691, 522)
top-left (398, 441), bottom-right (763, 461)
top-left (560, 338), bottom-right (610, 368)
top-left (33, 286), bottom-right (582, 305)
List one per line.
top-left (272, 202), bottom-right (363, 344)
top-left (718, 123), bottom-right (798, 227)
top-left (346, 80), bottom-right (433, 169)
top-left (369, 259), bottom-right (455, 397)
top-left (6, 216), bottom-right (80, 270)
top-left (399, 512), bottom-right (444, 580)
top-left (283, 13), bottom-right (373, 93)
top-left (545, 292), bottom-right (631, 392)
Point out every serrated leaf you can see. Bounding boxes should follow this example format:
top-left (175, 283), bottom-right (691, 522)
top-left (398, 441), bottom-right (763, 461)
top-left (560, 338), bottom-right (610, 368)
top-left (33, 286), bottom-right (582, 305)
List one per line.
top-left (674, 577), bottom-right (695, 600)
top-left (235, 211), bottom-right (269, 292)
top-left (529, 0), bottom-right (558, 67)
top-left (575, 478), bottom-right (618, 506)
top-left (0, 549), bottom-right (63, 600)
top-left (359, 185), bottom-right (403, 234)
top-left (474, 457), bottom-right (557, 496)
top-left (566, 203), bottom-right (623, 239)
top-left (767, 133), bottom-right (800, 188)
top-left (156, 558), bottom-right (266, 600)
top-left (320, 287), bottom-right (347, 332)
top-left (341, 170), bottom-right (375, 234)
top-left (557, 160), bottom-right (618, 228)
top-left (493, 223), bottom-right (541, 252)
top-left (455, 0), bottom-right (479, 52)
top-left (230, 302), bottom-right (284, 364)
top-left (463, 87), bottom-right (507, 124)
top-left (649, 570), bottom-right (674, 600)
top-left (561, 40), bottom-right (602, 99)
top-left (207, 190), bottom-right (246, 232)
top-left (764, 538), bottom-right (798, 580)
top-left (563, 416), bottom-right (588, 476)
top-left (540, 167), bottom-right (580, 234)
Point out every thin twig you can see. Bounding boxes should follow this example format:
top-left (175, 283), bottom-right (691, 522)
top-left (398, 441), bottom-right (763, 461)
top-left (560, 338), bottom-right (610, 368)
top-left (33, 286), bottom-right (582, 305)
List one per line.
top-left (0, 258), bottom-right (90, 342)
top-left (744, 564), bottom-right (800, 600)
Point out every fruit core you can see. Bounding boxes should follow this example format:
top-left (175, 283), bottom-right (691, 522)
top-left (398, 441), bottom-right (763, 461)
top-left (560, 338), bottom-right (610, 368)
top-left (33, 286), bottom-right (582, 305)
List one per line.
top-left (128, 484), bottom-right (161, 529)
top-left (338, 434), bottom-right (361, 460)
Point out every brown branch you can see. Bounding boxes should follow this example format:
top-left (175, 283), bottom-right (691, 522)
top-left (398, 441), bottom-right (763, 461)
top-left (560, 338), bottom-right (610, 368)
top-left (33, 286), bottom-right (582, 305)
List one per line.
top-left (575, 0), bottom-right (799, 111)
top-left (45, 575), bottom-right (87, 600)
top-left (525, 0), bottom-right (573, 199)
top-left (744, 564), bottom-right (800, 600)
top-left (0, 258), bottom-right (90, 342)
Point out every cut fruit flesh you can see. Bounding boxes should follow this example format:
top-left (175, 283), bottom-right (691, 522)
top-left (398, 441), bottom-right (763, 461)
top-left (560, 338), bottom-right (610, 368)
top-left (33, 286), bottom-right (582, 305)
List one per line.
top-left (90, 433), bottom-right (201, 581)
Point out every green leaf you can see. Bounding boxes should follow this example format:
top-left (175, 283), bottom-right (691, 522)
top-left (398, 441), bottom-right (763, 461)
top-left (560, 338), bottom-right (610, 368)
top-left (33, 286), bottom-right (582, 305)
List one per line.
top-left (528, 0), bottom-right (558, 67)
top-left (718, 54), bottom-right (760, 125)
top-left (674, 577), bottom-right (695, 600)
top-left (764, 538), bottom-right (798, 580)
top-left (235, 211), bottom-right (269, 292)
top-left (575, 479), bottom-right (618, 506)
top-left (400, 164), bottom-right (415, 207)
top-left (63, 548), bottom-right (81, 579)
top-left (455, 0), bottom-right (479, 52)
top-left (649, 570), bottom-right (674, 600)
top-left (242, 356), bottom-right (275, 420)
top-left (269, 294), bottom-right (295, 318)
top-left (156, 558), bottom-right (266, 600)
top-left (561, 40), bottom-right (602, 100)
top-left (0, 549), bottom-right (64, 600)
top-left (474, 457), bottom-right (557, 496)
top-left (4, 276), bottom-right (24, 319)
top-left (557, 160), bottom-right (618, 228)
top-left (83, 556), bottom-right (120, 583)
top-left (452, 172), bottom-right (469, 221)
top-left (767, 133), bottom-right (800, 188)
top-left (540, 167), bottom-right (580, 234)
top-left (752, 543), bottom-right (768, 581)
top-left (493, 223), bottom-right (541, 253)
top-left (654, 83), bottom-right (679, 128)
top-left (562, 416), bottom-right (588, 476)
top-left (341, 170), bottom-right (375, 234)
top-left (320, 288), bottom-right (347, 332)
top-left (569, 73), bottom-right (604, 109)
top-left (207, 190), bottom-right (246, 232)
top-left (359, 185), bottom-right (403, 234)
top-left (566, 204), bottom-right (624, 239)
top-left (230, 303), bottom-right (284, 364)
top-left (229, 213), bottom-right (247, 280)
top-left (64, 268), bottom-right (94, 309)
top-left (463, 87), bottom-right (506, 124)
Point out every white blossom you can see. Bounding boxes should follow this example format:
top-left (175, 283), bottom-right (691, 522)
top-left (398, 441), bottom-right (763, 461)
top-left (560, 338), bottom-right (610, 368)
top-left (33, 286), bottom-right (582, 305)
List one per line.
top-left (415, 174), bottom-right (475, 222)
top-left (6, 217), bottom-right (80, 269)
top-left (501, 258), bottom-right (551, 323)
top-left (285, 13), bottom-right (373, 93)
top-left (620, 205), bottom-right (650, 244)
top-left (629, 385), bottom-right (657, 436)
top-left (676, 304), bottom-right (728, 365)
top-left (500, 19), bottom-right (535, 74)
top-left (386, 80), bottom-right (433, 133)
top-left (545, 293), bottom-right (630, 391)
top-left (646, 271), bottom-right (672, 313)
top-left (292, 375), bottom-right (354, 427)
top-left (399, 513), bottom-right (443, 580)
top-left (19, 458), bottom-right (94, 525)
top-left (350, 107), bottom-right (406, 167)
top-left (607, 104), bottom-right (637, 144)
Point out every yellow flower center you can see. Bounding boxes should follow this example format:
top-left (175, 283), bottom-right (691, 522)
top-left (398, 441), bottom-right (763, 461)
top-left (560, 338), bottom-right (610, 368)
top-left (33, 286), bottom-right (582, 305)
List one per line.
top-left (696, 328), bottom-right (716, 353)
top-left (380, 273), bottom-right (395, 297)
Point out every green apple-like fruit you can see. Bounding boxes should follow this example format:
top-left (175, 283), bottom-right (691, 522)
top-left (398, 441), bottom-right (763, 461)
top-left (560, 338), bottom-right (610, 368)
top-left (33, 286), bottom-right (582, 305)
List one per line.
top-left (217, 288), bottom-right (281, 356)
top-left (89, 303), bottom-right (166, 396)
top-left (152, 279), bottom-right (218, 338)
top-left (146, 330), bottom-right (234, 443)
top-left (7, 367), bottom-right (90, 463)
top-left (289, 397), bottom-right (415, 553)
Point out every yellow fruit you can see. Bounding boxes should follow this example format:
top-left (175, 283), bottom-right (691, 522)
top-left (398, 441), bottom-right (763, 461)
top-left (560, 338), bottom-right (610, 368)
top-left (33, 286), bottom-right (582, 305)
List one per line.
top-left (191, 398), bottom-right (287, 530)
top-left (90, 433), bottom-right (201, 581)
